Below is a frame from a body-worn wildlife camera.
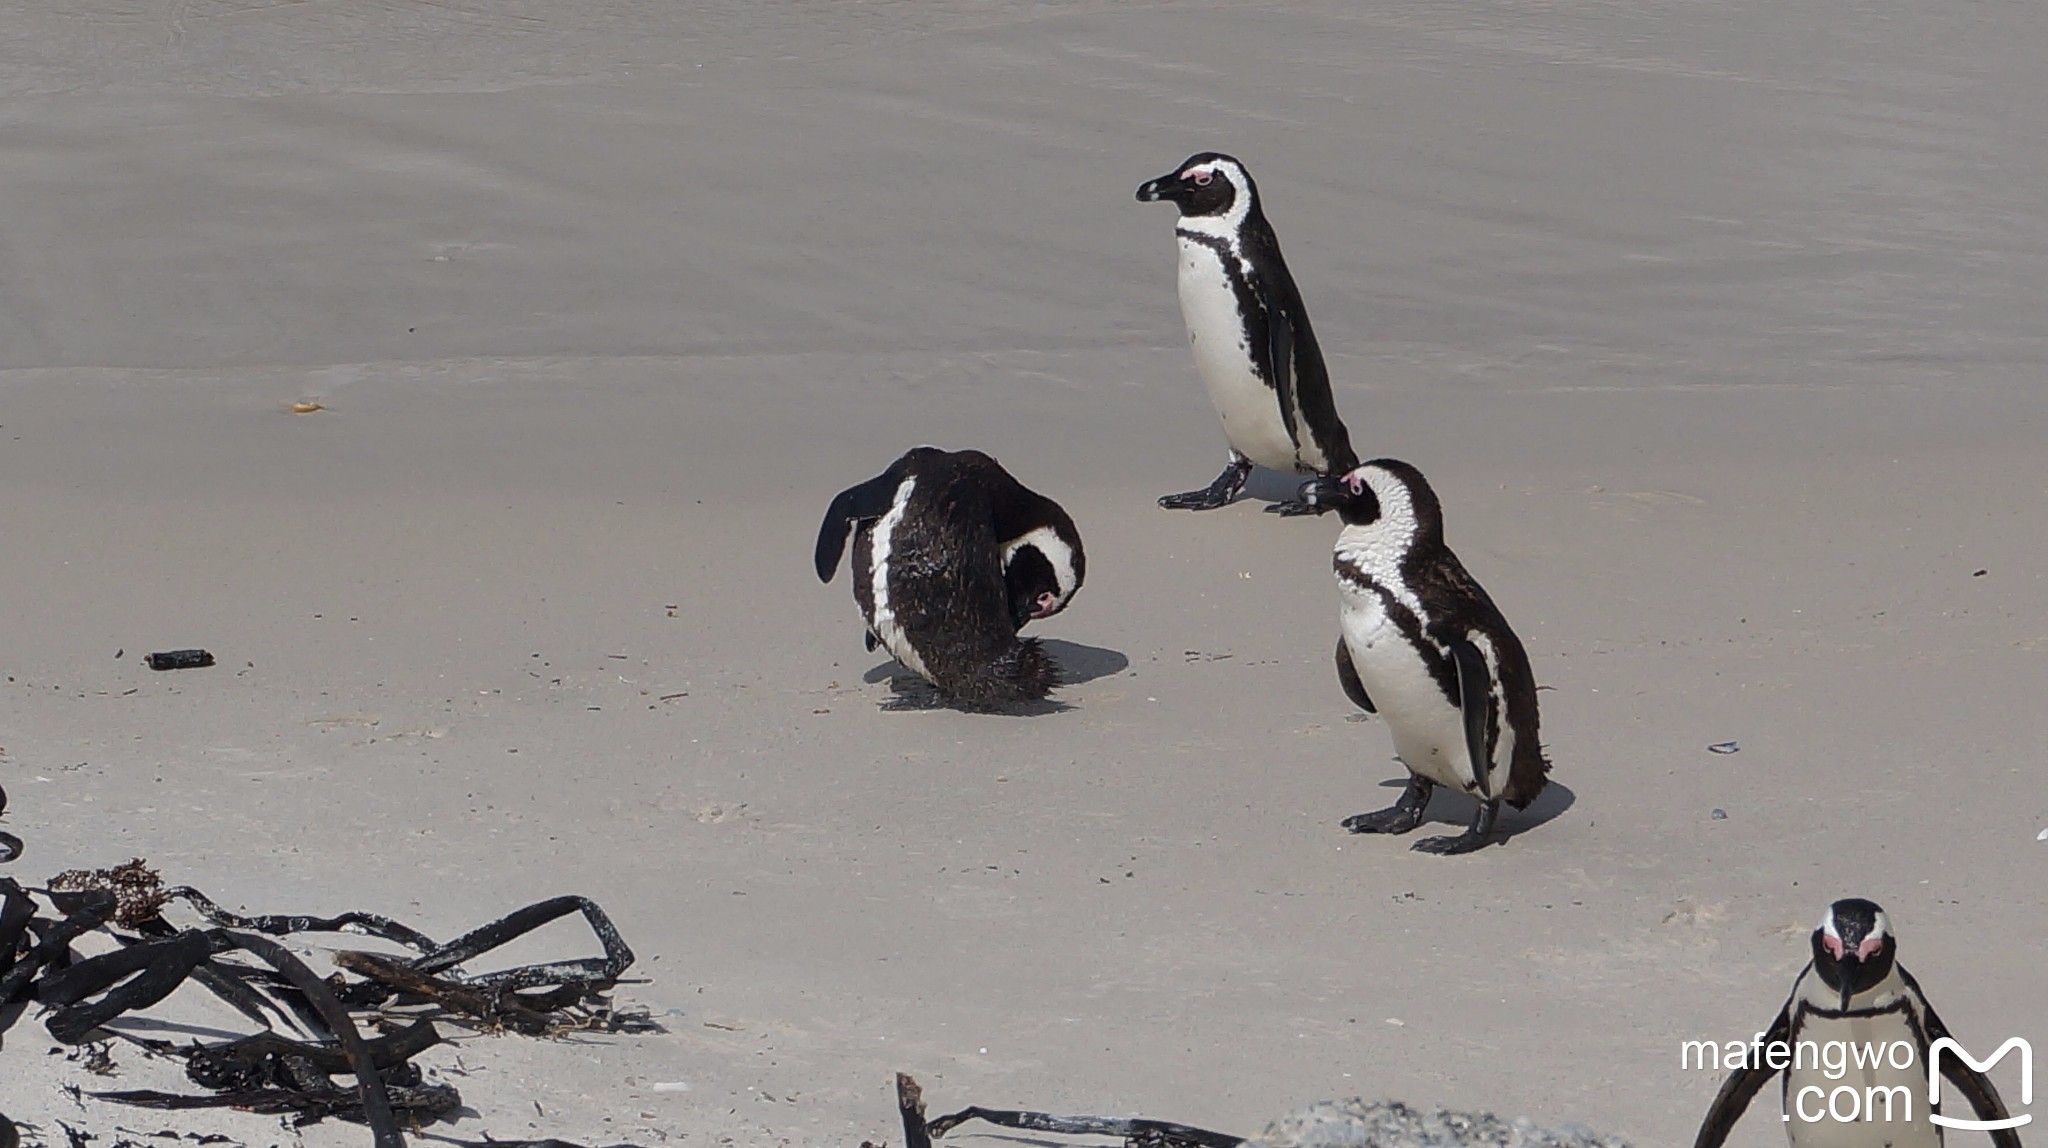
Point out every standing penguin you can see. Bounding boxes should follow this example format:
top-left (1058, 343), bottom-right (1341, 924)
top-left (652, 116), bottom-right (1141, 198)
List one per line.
top-left (1298, 460), bottom-right (1549, 853)
top-left (1694, 898), bottom-right (2022, 1148)
top-left (1136, 152), bottom-right (1358, 514)
top-left (815, 447), bottom-right (1084, 706)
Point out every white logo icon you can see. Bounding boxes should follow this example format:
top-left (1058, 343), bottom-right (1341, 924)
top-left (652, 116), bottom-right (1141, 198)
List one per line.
top-left (1929, 1037), bottom-right (2032, 1131)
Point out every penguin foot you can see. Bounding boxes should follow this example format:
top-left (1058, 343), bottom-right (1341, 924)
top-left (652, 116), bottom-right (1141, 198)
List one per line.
top-left (1261, 498), bottom-right (1320, 517)
top-left (1410, 829), bottom-right (1496, 855)
top-left (1341, 774), bottom-right (1434, 835)
top-left (1411, 800), bottom-right (1501, 855)
top-left (1343, 805), bottom-right (1425, 835)
top-left (1158, 456), bottom-right (1253, 511)
top-left (1158, 486), bottom-right (1238, 511)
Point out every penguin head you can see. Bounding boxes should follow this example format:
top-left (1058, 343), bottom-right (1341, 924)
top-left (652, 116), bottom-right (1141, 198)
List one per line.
top-left (1299, 469), bottom-right (1383, 527)
top-left (1002, 519), bottom-right (1085, 630)
top-left (1136, 152), bottom-right (1256, 220)
top-left (1811, 898), bottom-right (1897, 1010)
top-left (1298, 460), bottom-right (1446, 543)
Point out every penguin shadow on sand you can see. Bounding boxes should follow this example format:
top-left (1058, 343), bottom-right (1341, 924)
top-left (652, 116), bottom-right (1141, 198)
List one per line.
top-left (862, 639), bottom-right (1130, 715)
top-left (1239, 467), bottom-right (1314, 510)
top-left (1358, 765), bottom-right (1577, 848)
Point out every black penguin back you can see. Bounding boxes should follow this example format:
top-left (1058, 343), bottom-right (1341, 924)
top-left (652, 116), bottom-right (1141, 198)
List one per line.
top-left (1486, 615), bottom-right (1551, 809)
top-left (1242, 212), bottom-right (1357, 474)
top-left (1406, 540), bottom-right (1550, 808)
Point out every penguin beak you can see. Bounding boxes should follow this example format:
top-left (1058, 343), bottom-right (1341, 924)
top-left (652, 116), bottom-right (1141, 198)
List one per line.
top-left (1012, 591), bottom-right (1062, 629)
top-left (1136, 172), bottom-right (1187, 204)
top-left (1297, 476), bottom-right (1344, 514)
top-left (1834, 955), bottom-right (1861, 1011)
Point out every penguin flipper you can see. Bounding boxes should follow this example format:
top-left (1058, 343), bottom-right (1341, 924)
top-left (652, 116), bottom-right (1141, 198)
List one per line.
top-left (1258, 276), bottom-right (1299, 446)
top-left (1692, 1004), bottom-right (1791, 1148)
top-left (1911, 971), bottom-right (2025, 1148)
top-left (1447, 637), bottom-right (1494, 801)
top-left (815, 471), bottom-right (902, 582)
top-left (1335, 637), bottom-right (1375, 713)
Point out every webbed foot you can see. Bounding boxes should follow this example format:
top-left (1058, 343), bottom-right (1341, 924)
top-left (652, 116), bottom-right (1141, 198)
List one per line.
top-left (1158, 455), bottom-right (1253, 511)
top-left (1262, 499), bottom-right (1321, 517)
top-left (1341, 775), bottom-right (1433, 835)
top-left (1410, 799), bottom-right (1501, 854)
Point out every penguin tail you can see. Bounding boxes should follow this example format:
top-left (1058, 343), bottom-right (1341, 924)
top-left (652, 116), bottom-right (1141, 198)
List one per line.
top-left (1501, 745), bottom-right (1553, 810)
top-left (945, 637), bottom-right (1059, 707)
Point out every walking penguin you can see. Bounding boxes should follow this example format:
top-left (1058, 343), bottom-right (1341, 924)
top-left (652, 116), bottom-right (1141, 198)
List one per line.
top-left (1136, 151), bottom-right (1357, 514)
top-left (815, 447), bottom-right (1084, 707)
top-left (1298, 460), bottom-right (1549, 853)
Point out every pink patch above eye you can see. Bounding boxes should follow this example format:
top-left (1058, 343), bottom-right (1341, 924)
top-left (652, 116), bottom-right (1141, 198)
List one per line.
top-left (1346, 474), bottom-right (1365, 495)
top-left (1855, 936), bottom-right (1883, 960)
top-left (1192, 171), bottom-right (1213, 186)
top-left (1821, 934), bottom-right (1845, 959)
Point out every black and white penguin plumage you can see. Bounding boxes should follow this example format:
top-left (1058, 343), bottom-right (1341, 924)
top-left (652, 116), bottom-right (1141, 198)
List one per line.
top-left (1136, 152), bottom-right (1358, 514)
top-left (1694, 899), bottom-right (2022, 1148)
top-left (814, 447), bottom-right (1084, 706)
top-left (1298, 460), bottom-right (1548, 853)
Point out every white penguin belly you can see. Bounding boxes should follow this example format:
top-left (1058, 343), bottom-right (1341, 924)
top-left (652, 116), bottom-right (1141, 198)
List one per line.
top-left (1783, 1016), bottom-right (1940, 1148)
top-left (1175, 237), bottom-right (1299, 471)
top-left (1340, 597), bottom-right (1482, 794)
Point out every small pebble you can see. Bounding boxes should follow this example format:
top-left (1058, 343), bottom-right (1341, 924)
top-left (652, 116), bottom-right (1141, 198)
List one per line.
top-left (1707, 741), bottom-right (1739, 754)
top-left (2037, 827), bottom-right (2047, 841)
top-left (1711, 809), bottom-right (1728, 820)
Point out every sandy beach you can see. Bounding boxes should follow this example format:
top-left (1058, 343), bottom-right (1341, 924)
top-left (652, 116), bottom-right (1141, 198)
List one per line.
top-left (2, 3), bottom-right (2044, 1146)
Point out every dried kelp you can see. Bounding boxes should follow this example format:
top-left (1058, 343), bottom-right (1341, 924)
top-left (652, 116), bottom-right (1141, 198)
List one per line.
top-left (0, 793), bottom-right (652, 1148)
top-left (0, 783), bottom-right (21, 866)
top-left (894, 1072), bottom-right (1246, 1148)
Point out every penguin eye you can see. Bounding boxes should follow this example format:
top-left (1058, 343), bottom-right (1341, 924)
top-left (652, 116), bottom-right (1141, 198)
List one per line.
top-left (1346, 474), bottom-right (1365, 496)
top-left (1191, 171), bottom-right (1214, 187)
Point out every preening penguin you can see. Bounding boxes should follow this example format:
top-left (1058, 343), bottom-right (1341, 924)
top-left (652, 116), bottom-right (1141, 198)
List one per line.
top-left (1136, 152), bottom-right (1358, 514)
top-left (1298, 460), bottom-right (1548, 853)
top-left (1693, 899), bottom-right (2023, 1148)
top-left (815, 447), bottom-right (1084, 706)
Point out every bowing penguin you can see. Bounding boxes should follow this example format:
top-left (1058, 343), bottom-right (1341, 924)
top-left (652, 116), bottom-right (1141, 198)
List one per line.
top-left (815, 447), bottom-right (1083, 706)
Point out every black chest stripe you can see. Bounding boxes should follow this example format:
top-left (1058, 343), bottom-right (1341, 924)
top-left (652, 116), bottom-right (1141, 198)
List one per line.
top-left (1790, 999), bottom-right (1930, 1050)
top-left (1336, 557), bottom-right (1461, 706)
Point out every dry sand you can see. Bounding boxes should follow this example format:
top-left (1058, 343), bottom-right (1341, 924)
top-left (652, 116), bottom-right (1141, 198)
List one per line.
top-left (1, 2), bottom-right (2044, 1146)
